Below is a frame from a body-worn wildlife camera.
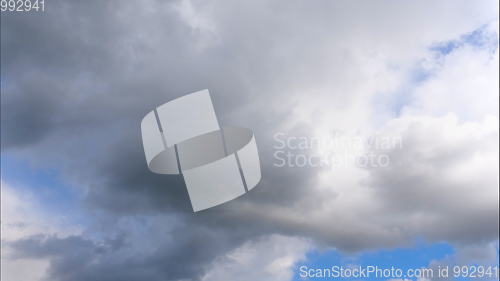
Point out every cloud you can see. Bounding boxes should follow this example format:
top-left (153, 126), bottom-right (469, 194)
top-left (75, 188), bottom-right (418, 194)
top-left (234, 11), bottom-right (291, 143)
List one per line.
top-left (405, 22), bottom-right (499, 121)
top-left (201, 235), bottom-right (312, 281)
top-left (421, 242), bottom-right (499, 281)
top-left (363, 114), bottom-right (499, 243)
top-left (1, 182), bottom-right (80, 281)
top-left (1, 0), bottom-right (498, 280)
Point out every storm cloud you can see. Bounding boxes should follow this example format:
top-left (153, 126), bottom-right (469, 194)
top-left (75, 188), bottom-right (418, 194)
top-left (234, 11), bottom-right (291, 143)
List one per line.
top-left (1, 0), bottom-right (498, 280)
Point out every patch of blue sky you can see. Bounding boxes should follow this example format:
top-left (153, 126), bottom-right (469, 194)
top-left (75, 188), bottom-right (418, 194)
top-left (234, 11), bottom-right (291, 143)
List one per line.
top-left (431, 24), bottom-right (499, 56)
top-left (293, 241), bottom-right (455, 281)
top-left (377, 23), bottom-right (498, 119)
top-left (1, 153), bottom-right (85, 222)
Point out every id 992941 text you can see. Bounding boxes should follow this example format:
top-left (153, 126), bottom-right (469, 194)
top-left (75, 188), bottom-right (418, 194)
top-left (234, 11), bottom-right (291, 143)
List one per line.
top-left (1, 0), bottom-right (44, 12)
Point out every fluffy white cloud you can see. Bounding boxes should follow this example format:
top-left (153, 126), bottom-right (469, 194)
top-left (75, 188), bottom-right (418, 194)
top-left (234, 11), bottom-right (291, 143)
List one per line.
top-left (405, 23), bottom-right (499, 121)
top-left (228, 21), bottom-right (499, 250)
top-left (201, 234), bottom-right (312, 281)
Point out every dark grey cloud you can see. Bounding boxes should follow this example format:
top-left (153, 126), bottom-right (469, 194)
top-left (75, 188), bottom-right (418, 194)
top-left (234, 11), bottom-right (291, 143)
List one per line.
top-left (1, 0), bottom-right (498, 280)
top-left (8, 229), bottom-right (239, 281)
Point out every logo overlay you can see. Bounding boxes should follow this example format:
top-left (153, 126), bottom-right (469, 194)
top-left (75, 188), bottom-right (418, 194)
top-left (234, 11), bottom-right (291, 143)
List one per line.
top-left (141, 89), bottom-right (261, 212)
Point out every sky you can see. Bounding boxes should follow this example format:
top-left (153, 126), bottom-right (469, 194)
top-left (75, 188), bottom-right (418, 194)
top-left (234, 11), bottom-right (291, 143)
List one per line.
top-left (1, 1), bottom-right (499, 281)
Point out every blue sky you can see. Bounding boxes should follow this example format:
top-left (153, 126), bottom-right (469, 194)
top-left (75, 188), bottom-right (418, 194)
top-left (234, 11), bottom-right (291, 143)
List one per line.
top-left (1, 154), bottom-right (80, 216)
top-left (294, 242), bottom-right (455, 281)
